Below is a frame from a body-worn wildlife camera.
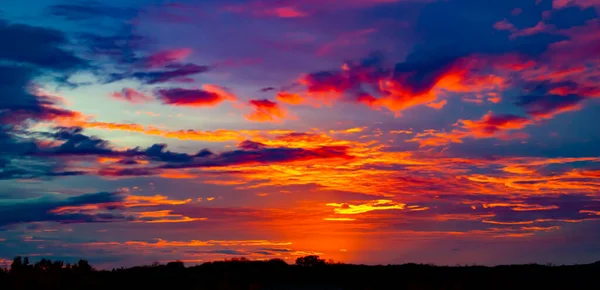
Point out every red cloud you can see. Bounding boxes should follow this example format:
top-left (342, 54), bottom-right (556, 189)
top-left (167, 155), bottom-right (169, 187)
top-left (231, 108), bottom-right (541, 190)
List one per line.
top-left (111, 88), bottom-right (153, 104)
top-left (356, 93), bottom-right (377, 107)
top-left (408, 111), bottom-right (532, 147)
top-left (459, 112), bottom-right (531, 138)
top-left (157, 85), bottom-right (236, 107)
top-left (296, 55), bottom-right (507, 114)
top-left (263, 6), bottom-right (307, 18)
top-left (300, 71), bottom-right (354, 94)
top-left (245, 99), bottom-right (288, 122)
top-left (145, 48), bottom-right (192, 68)
top-left (553, 0), bottom-right (600, 9)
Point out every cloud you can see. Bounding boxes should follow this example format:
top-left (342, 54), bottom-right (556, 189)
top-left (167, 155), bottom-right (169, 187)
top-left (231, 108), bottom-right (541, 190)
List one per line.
top-left (326, 200), bottom-right (418, 214)
top-left (144, 48), bottom-right (193, 68)
top-left (552, 0), bottom-right (600, 9)
top-left (77, 31), bottom-right (147, 65)
top-left (276, 92), bottom-right (304, 105)
top-left (0, 19), bottom-right (92, 180)
top-left (283, 0), bottom-right (597, 116)
top-left (73, 120), bottom-right (295, 142)
top-left (111, 88), bottom-right (153, 104)
top-left (0, 67), bottom-right (86, 126)
top-left (8, 127), bottom-right (353, 179)
top-left (408, 111), bottom-right (532, 147)
top-left (262, 7), bottom-right (308, 18)
top-left (122, 63), bottom-right (211, 84)
top-left (517, 94), bottom-right (585, 119)
top-left (41, 127), bottom-right (116, 156)
top-left (300, 71), bottom-right (355, 94)
top-left (317, 28), bottom-right (377, 56)
top-left (426, 99), bottom-right (447, 110)
top-left (245, 99), bottom-right (288, 122)
top-left (300, 52), bottom-right (387, 97)
top-left (157, 85), bottom-right (234, 107)
top-left (223, 3), bottom-right (308, 18)
top-left (237, 140), bottom-right (267, 150)
top-left (130, 210), bottom-right (206, 223)
top-left (223, 0), bottom-right (418, 18)
top-left (0, 20), bottom-right (85, 70)
top-left (0, 191), bottom-right (124, 226)
top-left (459, 112), bottom-right (531, 137)
top-left (84, 238), bottom-right (292, 249)
top-left (478, 194), bottom-right (600, 226)
top-left (295, 53), bottom-right (506, 114)
top-left (0, 19), bottom-right (86, 125)
top-left (161, 142), bottom-right (353, 170)
top-left (48, 1), bottom-right (136, 21)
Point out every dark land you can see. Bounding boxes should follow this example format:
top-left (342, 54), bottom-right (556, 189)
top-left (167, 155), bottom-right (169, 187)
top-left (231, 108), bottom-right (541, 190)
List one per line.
top-left (1, 255), bottom-right (599, 290)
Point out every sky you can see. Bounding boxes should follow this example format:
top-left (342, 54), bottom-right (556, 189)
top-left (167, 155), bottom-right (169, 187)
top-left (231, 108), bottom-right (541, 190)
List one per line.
top-left (0, 0), bottom-right (599, 268)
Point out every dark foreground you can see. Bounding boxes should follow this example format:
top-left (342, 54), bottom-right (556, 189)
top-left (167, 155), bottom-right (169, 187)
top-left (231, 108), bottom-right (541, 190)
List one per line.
top-left (1, 256), bottom-right (599, 290)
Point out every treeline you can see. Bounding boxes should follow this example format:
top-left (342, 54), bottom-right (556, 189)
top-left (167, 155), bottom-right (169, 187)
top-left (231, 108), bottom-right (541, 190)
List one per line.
top-left (1, 255), bottom-right (599, 289)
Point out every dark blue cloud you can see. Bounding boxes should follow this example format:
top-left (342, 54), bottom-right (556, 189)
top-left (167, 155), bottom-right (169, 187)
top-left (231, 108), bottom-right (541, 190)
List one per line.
top-left (0, 19), bottom-right (85, 70)
top-left (109, 63), bottom-right (210, 84)
top-left (77, 31), bottom-right (147, 65)
top-left (488, 195), bottom-right (600, 225)
top-left (406, 0), bottom-right (560, 61)
top-left (0, 17), bottom-right (87, 169)
top-left (0, 65), bottom-right (40, 118)
top-left (49, 127), bottom-right (115, 155)
top-left (516, 94), bottom-right (584, 118)
top-left (0, 17), bottom-right (91, 181)
top-left (0, 191), bottom-right (124, 227)
top-left (48, 1), bottom-right (137, 21)
top-left (142, 144), bottom-right (194, 163)
top-left (383, 0), bottom-right (578, 95)
top-left (23, 128), bottom-right (349, 178)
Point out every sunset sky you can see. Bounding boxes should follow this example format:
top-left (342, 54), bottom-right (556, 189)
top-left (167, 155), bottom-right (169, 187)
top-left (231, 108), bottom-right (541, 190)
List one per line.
top-left (1, 0), bottom-right (600, 268)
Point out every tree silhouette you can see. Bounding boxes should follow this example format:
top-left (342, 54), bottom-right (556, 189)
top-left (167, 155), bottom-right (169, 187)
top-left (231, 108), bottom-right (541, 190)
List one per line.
top-left (73, 259), bottom-right (92, 272)
top-left (10, 256), bottom-right (23, 272)
top-left (1, 255), bottom-right (599, 290)
top-left (295, 255), bottom-right (326, 267)
top-left (166, 261), bottom-right (185, 270)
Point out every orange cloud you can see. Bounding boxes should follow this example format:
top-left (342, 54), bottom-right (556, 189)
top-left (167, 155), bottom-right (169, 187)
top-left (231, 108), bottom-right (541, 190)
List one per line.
top-left (389, 130), bottom-right (413, 135)
top-left (135, 210), bottom-right (207, 223)
top-left (371, 59), bottom-right (506, 115)
top-left (158, 172), bottom-right (198, 179)
top-left (323, 218), bottom-right (356, 221)
top-left (326, 200), bottom-right (406, 214)
top-left (459, 111), bottom-right (531, 138)
top-left (329, 127), bottom-right (366, 134)
top-left (245, 99), bottom-right (288, 122)
top-left (426, 99), bottom-right (447, 110)
top-left (276, 92), bottom-right (304, 105)
top-left (77, 120), bottom-right (292, 142)
top-left (124, 195), bottom-right (192, 207)
top-left (408, 111), bottom-right (532, 147)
